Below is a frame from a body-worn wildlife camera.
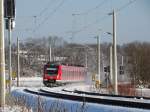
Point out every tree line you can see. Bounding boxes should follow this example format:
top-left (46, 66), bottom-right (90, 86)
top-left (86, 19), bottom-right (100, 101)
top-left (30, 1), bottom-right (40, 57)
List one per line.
top-left (5, 36), bottom-right (150, 86)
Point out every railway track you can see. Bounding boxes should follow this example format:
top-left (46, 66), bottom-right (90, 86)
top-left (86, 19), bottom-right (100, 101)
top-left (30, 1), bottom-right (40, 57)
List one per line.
top-left (44, 82), bottom-right (69, 87)
top-left (44, 81), bottom-right (84, 87)
top-left (62, 89), bottom-right (150, 100)
top-left (24, 88), bottom-right (150, 110)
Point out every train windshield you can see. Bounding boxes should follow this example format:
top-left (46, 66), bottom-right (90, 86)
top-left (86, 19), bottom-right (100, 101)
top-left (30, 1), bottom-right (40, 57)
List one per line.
top-left (45, 65), bottom-right (58, 75)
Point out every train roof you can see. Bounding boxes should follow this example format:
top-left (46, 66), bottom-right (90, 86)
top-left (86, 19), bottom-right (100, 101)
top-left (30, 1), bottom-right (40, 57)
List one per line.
top-left (45, 62), bottom-right (85, 67)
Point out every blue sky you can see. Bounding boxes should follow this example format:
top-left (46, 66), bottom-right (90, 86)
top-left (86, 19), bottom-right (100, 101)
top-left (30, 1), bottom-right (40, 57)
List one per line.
top-left (8, 0), bottom-right (150, 44)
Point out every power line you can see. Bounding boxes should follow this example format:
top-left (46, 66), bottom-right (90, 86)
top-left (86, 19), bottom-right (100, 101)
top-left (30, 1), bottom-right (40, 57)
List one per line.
top-left (14, 0), bottom-right (60, 30)
top-left (116, 0), bottom-right (138, 13)
top-left (66, 0), bottom-right (138, 35)
top-left (16, 0), bottom-right (138, 38)
top-left (74, 0), bottom-right (109, 15)
top-left (16, 0), bottom-right (56, 19)
top-left (38, 0), bottom-right (58, 17)
top-left (67, 15), bottom-right (109, 35)
top-left (17, 0), bottom-right (58, 18)
top-left (33, 0), bottom-right (66, 33)
top-left (68, 0), bottom-right (110, 41)
top-left (14, 0), bottom-right (61, 36)
top-left (16, 16), bottom-right (35, 19)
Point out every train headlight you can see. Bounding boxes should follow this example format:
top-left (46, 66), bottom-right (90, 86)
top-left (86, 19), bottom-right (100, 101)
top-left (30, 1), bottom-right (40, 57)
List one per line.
top-left (44, 79), bottom-right (48, 81)
top-left (57, 75), bottom-right (59, 79)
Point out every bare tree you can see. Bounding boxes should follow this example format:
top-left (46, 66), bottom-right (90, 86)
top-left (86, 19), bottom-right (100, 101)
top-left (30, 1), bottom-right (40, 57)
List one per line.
top-left (123, 42), bottom-right (150, 85)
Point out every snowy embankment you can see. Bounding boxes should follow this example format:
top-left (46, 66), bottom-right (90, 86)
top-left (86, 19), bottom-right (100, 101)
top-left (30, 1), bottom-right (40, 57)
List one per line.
top-left (12, 88), bottom-right (150, 112)
top-left (9, 77), bottom-right (150, 112)
top-left (12, 77), bottom-right (44, 87)
top-left (136, 88), bottom-right (150, 97)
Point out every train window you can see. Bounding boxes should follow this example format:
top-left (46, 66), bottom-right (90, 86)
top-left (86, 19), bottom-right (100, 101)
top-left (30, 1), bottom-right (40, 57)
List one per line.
top-left (46, 68), bottom-right (57, 71)
top-left (46, 67), bottom-right (58, 75)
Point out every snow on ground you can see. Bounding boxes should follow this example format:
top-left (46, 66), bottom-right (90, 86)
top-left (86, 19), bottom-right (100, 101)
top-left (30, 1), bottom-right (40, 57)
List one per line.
top-left (0, 106), bottom-right (21, 112)
top-left (0, 105), bottom-right (33, 112)
top-left (11, 89), bottom-right (150, 112)
top-left (1, 77), bottom-right (43, 112)
top-left (12, 77), bottom-right (44, 87)
top-left (136, 88), bottom-right (150, 97)
top-left (2, 77), bottom-right (150, 112)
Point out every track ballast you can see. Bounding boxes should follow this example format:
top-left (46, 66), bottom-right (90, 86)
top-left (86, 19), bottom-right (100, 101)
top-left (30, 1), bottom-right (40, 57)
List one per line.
top-left (24, 88), bottom-right (150, 110)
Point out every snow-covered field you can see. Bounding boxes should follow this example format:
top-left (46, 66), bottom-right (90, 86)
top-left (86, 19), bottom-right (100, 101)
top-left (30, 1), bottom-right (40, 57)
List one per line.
top-left (12, 77), bottom-right (44, 87)
top-left (12, 88), bottom-right (150, 112)
top-left (2, 77), bottom-right (150, 112)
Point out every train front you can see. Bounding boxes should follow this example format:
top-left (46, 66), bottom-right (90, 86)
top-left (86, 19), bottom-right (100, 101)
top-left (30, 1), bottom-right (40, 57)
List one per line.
top-left (43, 64), bottom-right (61, 86)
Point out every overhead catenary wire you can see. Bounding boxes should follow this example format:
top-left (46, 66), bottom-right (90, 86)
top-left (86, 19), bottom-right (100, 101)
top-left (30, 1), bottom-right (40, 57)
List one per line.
top-left (38, 0), bottom-right (58, 17)
top-left (15, 0), bottom-right (64, 34)
top-left (69, 0), bottom-right (110, 42)
top-left (74, 0), bottom-right (109, 15)
top-left (66, 0), bottom-right (138, 36)
top-left (32, 0), bottom-right (108, 37)
top-left (17, 0), bottom-right (57, 18)
top-left (67, 15), bottom-right (109, 35)
top-left (15, 0), bottom-right (138, 39)
top-left (33, 0), bottom-right (66, 33)
top-left (116, 0), bottom-right (137, 12)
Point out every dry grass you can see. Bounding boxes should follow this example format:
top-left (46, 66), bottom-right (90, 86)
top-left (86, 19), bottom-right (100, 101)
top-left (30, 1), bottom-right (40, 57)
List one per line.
top-left (6, 94), bottom-right (87, 112)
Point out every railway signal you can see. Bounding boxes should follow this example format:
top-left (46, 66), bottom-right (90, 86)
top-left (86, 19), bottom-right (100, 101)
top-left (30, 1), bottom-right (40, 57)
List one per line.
top-left (4, 0), bottom-right (16, 93)
top-left (4, 0), bottom-right (16, 18)
top-left (119, 65), bottom-right (124, 75)
top-left (4, 0), bottom-right (16, 30)
top-left (104, 66), bottom-right (110, 73)
top-left (104, 66), bottom-right (111, 88)
top-left (5, 18), bottom-right (15, 29)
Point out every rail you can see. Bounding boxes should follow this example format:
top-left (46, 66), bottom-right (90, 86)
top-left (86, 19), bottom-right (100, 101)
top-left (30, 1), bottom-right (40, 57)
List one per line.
top-left (24, 89), bottom-right (150, 110)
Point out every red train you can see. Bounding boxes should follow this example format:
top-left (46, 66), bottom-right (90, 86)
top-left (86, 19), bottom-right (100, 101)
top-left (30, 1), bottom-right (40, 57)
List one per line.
top-left (43, 62), bottom-right (87, 86)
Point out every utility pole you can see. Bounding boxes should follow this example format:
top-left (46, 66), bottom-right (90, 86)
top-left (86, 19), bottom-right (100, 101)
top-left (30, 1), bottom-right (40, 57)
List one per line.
top-left (110, 45), bottom-right (113, 82)
top-left (71, 13), bottom-right (78, 43)
top-left (49, 44), bottom-right (52, 62)
top-left (85, 52), bottom-right (88, 68)
top-left (85, 53), bottom-right (87, 68)
top-left (97, 35), bottom-right (101, 84)
top-left (17, 37), bottom-right (20, 87)
top-left (8, 18), bottom-right (12, 93)
top-left (33, 16), bottom-right (37, 27)
top-left (121, 56), bottom-right (124, 66)
top-left (112, 10), bottom-right (118, 95)
top-left (49, 38), bottom-right (52, 62)
top-left (121, 56), bottom-right (124, 81)
top-left (0, 0), bottom-right (5, 107)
